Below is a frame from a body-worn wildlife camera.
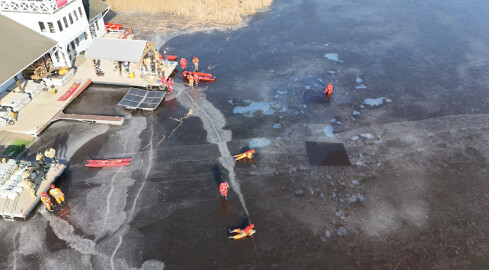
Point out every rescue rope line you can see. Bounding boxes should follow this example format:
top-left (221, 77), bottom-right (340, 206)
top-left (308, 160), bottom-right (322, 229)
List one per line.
top-left (181, 91), bottom-right (250, 218)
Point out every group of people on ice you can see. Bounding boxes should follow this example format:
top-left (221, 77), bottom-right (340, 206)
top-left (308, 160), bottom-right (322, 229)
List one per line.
top-left (220, 149), bottom-right (257, 239)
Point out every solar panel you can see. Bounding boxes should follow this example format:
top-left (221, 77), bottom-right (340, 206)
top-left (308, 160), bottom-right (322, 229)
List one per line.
top-left (118, 87), bottom-right (166, 110)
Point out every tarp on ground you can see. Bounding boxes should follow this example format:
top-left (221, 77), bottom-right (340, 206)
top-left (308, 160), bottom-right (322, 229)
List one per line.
top-left (0, 15), bottom-right (57, 86)
top-left (85, 38), bottom-right (147, 62)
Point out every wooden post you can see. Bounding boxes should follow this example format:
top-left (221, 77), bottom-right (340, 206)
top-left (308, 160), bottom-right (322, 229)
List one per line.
top-left (14, 75), bottom-right (24, 93)
top-left (116, 61), bottom-right (121, 77)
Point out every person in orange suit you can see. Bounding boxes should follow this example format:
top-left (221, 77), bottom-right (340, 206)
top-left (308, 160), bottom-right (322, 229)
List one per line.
top-left (180, 57), bottom-right (187, 70)
top-left (219, 181), bottom-right (229, 200)
top-left (192, 57), bottom-right (199, 71)
top-left (193, 73), bottom-right (199, 86)
top-left (234, 149), bottom-right (255, 161)
top-left (229, 224), bottom-right (255, 239)
top-left (41, 192), bottom-right (54, 212)
top-left (324, 83), bottom-right (333, 100)
top-left (49, 184), bottom-right (65, 205)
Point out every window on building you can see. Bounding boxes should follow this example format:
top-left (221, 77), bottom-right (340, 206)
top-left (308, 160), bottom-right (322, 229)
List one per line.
top-left (60, 50), bottom-right (67, 62)
top-left (57, 20), bottom-right (63, 31)
top-left (67, 45), bottom-right (74, 61)
top-left (54, 51), bottom-right (60, 62)
top-left (83, 32), bottom-right (88, 40)
top-left (38, 22), bottom-right (46, 32)
top-left (48, 22), bottom-right (55, 33)
top-left (95, 20), bottom-right (100, 31)
top-left (78, 7), bottom-right (83, 18)
top-left (68, 14), bottom-right (74, 24)
top-left (73, 11), bottom-right (78, 21)
top-left (71, 41), bottom-right (78, 55)
top-left (74, 38), bottom-right (79, 47)
top-left (63, 17), bottom-right (68, 28)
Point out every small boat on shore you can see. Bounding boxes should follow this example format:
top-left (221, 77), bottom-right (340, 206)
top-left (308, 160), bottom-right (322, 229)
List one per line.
top-left (85, 158), bottom-right (131, 168)
top-left (182, 71), bottom-right (216, 82)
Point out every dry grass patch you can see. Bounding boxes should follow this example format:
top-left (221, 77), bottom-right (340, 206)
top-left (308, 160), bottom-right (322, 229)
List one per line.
top-left (105, 0), bottom-right (273, 24)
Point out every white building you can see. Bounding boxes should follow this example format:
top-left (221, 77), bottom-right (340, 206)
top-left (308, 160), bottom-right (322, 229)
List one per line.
top-left (0, 0), bottom-right (109, 67)
top-left (0, 0), bottom-right (109, 92)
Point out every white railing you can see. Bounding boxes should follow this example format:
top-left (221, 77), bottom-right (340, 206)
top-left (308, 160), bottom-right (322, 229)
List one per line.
top-left (0, 0), bottom-right (76, 14)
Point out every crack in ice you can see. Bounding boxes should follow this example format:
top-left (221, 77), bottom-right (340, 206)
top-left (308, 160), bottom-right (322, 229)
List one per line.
top-left (103, 141), bottom-right (128, 229)
top-left (180, 90), bottom-right (250, 218)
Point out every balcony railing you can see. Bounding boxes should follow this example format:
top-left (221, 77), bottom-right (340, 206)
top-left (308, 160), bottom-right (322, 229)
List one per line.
top-left (0, 0), bottom-right (76, 14)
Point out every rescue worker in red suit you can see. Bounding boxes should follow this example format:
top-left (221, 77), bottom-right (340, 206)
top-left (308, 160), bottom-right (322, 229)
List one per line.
top-left (324, 83), bottom-right (333, 100)
top-left (229, 224), bottom-right (255, 239)
top-left (167, 77), bottom-right (174, 93)
top-left (219, 181), bottom-right (229, 200)
top-left (180, 57), bottom-right (187, 70)
top-left (160, 77), bottom-right (167, 88)
top-left (234, 149), bottom-right (255, 161)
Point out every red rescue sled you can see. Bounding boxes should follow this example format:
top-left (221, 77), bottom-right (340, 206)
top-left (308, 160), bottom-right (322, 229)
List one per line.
top-left (182, 71), bottom-right (216, 82)
top-left (166, 55), bottom-right (178, 61)
top-left (85, 158), bottom-right (131, 168)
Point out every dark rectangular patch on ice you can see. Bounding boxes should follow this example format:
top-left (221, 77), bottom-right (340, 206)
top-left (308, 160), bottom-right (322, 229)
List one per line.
top-left (118, 87), bottom-right (165, 111)
top-left (305, 141), bottom-right (351, 166)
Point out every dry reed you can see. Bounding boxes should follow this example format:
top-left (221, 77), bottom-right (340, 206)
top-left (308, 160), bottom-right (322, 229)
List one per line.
top-left (105, 0), bottom-right (273, 24)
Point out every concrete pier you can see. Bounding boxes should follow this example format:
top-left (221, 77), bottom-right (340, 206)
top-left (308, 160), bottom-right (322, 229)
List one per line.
top-left (56, 112), bottom-right (124, 125)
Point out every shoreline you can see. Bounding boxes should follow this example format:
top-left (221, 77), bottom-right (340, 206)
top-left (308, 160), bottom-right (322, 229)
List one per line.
top-left (105, 9), bottom-right (255, 41)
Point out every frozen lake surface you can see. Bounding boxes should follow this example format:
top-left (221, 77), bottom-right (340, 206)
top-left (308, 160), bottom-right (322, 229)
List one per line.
top-left (2, 0), bottom-right (489, 269)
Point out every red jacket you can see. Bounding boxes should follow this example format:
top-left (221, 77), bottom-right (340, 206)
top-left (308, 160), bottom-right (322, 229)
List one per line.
top-left (244, 149), bottom-right (254, 158)
top-left (220, 182), bottom-right (229, 196)
top-left (180, 58), bottom-right (187, 69)
top-left (167, 78), bottom-right (173, 92)
top-left (243, 224), bottom-right (254, 234)
top-left (324, 83), bottom-right (333, 94)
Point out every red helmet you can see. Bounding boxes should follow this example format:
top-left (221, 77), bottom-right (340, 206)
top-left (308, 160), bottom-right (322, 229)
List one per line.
top-left (42, 192), bottom-right (47, 196)
top-left (50, 185), bottom-right (55, 189)
top-left (251, 149), bottom-right (255, 153)
top-left (250, 224), bottom-right (254, 229)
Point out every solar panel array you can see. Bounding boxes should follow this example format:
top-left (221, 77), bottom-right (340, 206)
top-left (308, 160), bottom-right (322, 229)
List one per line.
top-left (118, 88), bottom-right (166, 111)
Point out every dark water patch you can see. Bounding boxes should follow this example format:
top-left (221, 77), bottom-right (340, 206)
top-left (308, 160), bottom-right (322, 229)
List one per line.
top-left (306, 141), bottom-right (351, 166)
top-left (44, 217), bottom-right (69, 252)
top-left (65, 84), bottom-right (127, 115)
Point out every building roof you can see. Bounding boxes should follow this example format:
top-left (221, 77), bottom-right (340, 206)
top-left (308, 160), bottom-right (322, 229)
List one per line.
top-left (85, 38), bottom-right (147, 62)
top-left (0, 16), bottom-right (57, 86)
top-left (88, 0), bottom-right (109, 21)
